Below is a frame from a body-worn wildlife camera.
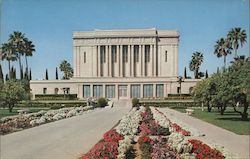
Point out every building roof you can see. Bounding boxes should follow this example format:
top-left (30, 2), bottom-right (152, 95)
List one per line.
top-left (73, 28), bottom-right (179, 39)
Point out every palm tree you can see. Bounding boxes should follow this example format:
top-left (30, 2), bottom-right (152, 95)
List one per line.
top-left (227, 27), bottom-right (247, 57)
top-left (9, 31), bottom-right (26, 78)
top-left (1, 42), bottom-right (17, 76)
top-left (214, 38), bottom-right (232, 68)
top-left (189, 52), bottom-right (203, 79)
top-left (23, 38), bottom-right (35, 70)
top-left (59, 60), bottom-right (73, 79)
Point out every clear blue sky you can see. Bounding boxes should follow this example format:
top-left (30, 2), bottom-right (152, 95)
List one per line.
top-left (0, 0), bottom-right (249, 80)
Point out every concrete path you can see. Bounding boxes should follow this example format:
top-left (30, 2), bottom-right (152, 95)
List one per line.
top-left (1, 100), bottom-right (131, 159)
top-left (158, 107), bottom-right (250, 159)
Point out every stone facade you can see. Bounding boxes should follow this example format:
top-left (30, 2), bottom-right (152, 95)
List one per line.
top-left (30, 28), bottom-right (199, 99)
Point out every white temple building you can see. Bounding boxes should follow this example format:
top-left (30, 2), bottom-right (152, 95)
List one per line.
top-left (30, 28), bottom-right (199, 99)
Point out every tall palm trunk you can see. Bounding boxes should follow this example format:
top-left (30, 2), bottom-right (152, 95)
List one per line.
top-left (18, 54), bottom-right (22, 79)
top-left (25, 55), bottom-right (28, 72)
top-left (224, 55), bottom-right (226, 68)
top-left (8, 61), bottom-right (11, 76)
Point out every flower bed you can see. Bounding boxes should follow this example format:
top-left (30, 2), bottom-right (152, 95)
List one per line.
top-left (0, 106), bottom-right (94, 135)
top-left (81, 129), bottom-right (124, 159)
top-left (80, 106), bottom-right (226, 159)
top-left (189, 139), bottom-right (225, 159)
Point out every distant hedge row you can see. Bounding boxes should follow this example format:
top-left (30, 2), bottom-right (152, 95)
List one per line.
top-left (35, 94), bottom-right (78, 100)
top-left (139, 101), bottom-right (199, 107)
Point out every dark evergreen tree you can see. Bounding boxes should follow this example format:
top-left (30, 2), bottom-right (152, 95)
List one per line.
top-left (13, 68), bottom-right (16, 79)
top-left (24, 67), bottom-right (28, 80)
top-left (29, 68), bottom-right (32, 80)
top-left (217, 67), bottom-right (220, 74)
top-left (45, 69), bottom-right (48, 80)
top-left (5, 74), bottom-right (9, 81)
top-left (205, 70), bottom-right (208, 78)
top-left (0, 64), bottom-right (4, 83)
top-left (10, 66), bottom-right (14, 79)
top-left (184, 67), bottom-right (187, 78)
top-left (20, 65), bottom-right (24, 80)
top-left (56, 67), bottom-right (58, 80)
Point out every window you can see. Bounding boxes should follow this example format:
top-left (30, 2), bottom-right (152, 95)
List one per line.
top-left (83, 85), bottom-right (90, 97)
top-left (123, 45), bottom-right (128, 62)
top-left (106, 85), bottom-right (115, 98)
top-left (84, 52), bottom-right (86, 63)
top-left (131, 84), bottom-right (140, 98)
top-left (143, 84), bottom-right (153, 98)
top-left (165, 51), bottom-right (168, 62)
top-left (112, 46), bottom-right (117, 63)
top-left (63, 88), bottom-right (70, 94)
top-left (145, 45), bottom-right (150, 62)
top-left (134, 45), bottom-right (139, 62)
top-left (177, 87), bottom-right (181, 94)
top-left (156, 84), bottom-right (164, 97)
top-left (189, 87), bottom-right (193, 94)
top-left (93, 85), bottom-right (103, 97)
top-left (43, 88), bottom-right (47, 94)
top-left (54, 88), bottom-right (59, 94)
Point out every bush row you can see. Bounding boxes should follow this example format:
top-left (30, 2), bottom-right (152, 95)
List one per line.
top-left (140, 101), bottom-right (199, 107)
top-left (35, 94), bottom-right (78, 100)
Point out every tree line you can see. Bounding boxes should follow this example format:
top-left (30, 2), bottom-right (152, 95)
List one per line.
top-left (192, 27), bottom-right (249, 120)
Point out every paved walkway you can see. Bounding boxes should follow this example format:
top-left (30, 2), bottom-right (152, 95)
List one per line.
top-left (1, 100), bottom-right (131, 159)
top-left (158, 107), bottom-right (250, 159)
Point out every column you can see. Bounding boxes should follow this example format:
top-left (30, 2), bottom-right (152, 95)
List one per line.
top-left (165, 83), bottom-right (169, 97)
top-left (128, 45), bottom-right (131, 77)
top-left (90, 84), bottom-right (93, 97)
top-left (105, 46), bottom-right (108, 77)
top-left (78, 84), bottom-right (83, 99)
top-left (115, 84), bottom-right (119, 99)
top-left (127, 84), bottom-right (131, 98)
top-left (103, 84), bottom-right (106, 98)
top-left (139, 45), bottom-right (142, 77)
top-left (151, 45), bottom-right (154, 77)
top-left (140, 84), bottom-right (143, 98)
top-left (131, 45), bottom-right (134, 77)
top-left (120, 45), bottom-right (123, 77)
top-left (175, 44), bottom-right (178, 77)
top-left (108, 45), bottom-right (112, 77)
top-left (154, 44), bottom-right (157, 76)
top-left (95, 46), bottom-right (99, 77)
top-left (141, 45), bottom-right (145, 77)
top-left (153, 84), bottom-right (156, 98)
top-left (117, 45), bottom-right (120, 77)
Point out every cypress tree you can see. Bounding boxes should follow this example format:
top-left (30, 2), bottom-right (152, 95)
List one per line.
top-left (20, 65), bottom-right (24, 80)
top-left (29, 68), bottom-right (32, 80)
top-left (56, 67), bottom-right (58, 80)
top-left (45, 69), bottom-right (48, 80)
top-left (184, 67), bottom-right (187, 78)
top-left (24, 68), bottom-right (28, 80)
top-left (217, 67), bottom-right (220, 74)
top-left (9, 66), bottom-right (14, 79)
top-left (205, 70), bottom-right (208, 78)
top-left (0, 64), bottom-right (3, 83)
top-left (5, 74), bottom-right (9, 81)
top-left (13, 68), bottom-right (16, 79)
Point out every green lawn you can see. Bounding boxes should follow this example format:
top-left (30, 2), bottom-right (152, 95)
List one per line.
top-left (169, 106), bottom-right (250, 135)
top-left (0, 107), bottom-right (50, 119)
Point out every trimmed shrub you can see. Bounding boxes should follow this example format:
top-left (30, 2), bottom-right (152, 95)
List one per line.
top-left (97, 98), bottom-right (107, 107)
top-left (132, 98), bottom-right (139, 107)
top-left (35, 94), bottom-right (77, 100)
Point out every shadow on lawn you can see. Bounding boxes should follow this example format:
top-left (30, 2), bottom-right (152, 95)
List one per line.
top-left (216, 117), bottom-right (250, 121)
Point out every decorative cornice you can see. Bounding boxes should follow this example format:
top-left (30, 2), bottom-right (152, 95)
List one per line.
top-left (73, 28), bottom-right (179, 39)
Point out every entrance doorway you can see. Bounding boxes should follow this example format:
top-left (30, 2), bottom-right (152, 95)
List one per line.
top-left (118, 85), bottom-right (127, 99)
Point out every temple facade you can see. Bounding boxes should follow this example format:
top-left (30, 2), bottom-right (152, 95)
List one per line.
top-left (30, 28), bottom-right (199, 99)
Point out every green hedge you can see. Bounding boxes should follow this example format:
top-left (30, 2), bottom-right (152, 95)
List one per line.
top-left (35, 94), bottom-right (78, 100)
top-left (16, 101), bottom-right (87, 108)
top-left (139, 101), bottom-right (199, 107)
top-left (168, 94), bottom-right (191, 97)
